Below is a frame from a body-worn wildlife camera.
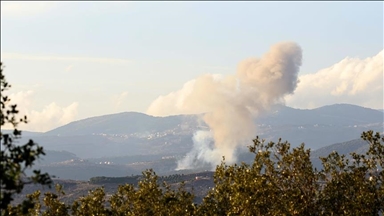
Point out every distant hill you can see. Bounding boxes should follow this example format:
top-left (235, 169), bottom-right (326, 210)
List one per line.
top-left (44, 103), bottom-right (382, 138)
top-left (1, 129), bottom-right (43, 137)
top-left (258, 103), bottom-right (382, 126)
top-left (310, 137), bottom-right (370, 169)
top-left (7, 103), bottom-right (382, 182)
top-left (26, 136), bottom-right (378, 181)
top-left (311, 138), bottom-right (369, 158)
top-left (13, 103), bottom-right (383, 159)
top-left (45, 112), bottom-right (200, 136)
top-left (39, 150), bottom-right (80, 164)
top-left (255, 103), bottom-right (383, 149)
top-left (28, 162), bottom-right (141, 181)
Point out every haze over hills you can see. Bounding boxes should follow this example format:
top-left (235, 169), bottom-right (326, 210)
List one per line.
top-left (30, 134), bottom-right (376, 181)
top-left (4, 103), bottom-right (383, 180)
top-left (5, 103), bottom-right (383, 158)
top-left (44, 112), bottom-right (201, 136)
top-left (254, 103), bottom-right (383, 150)
top-left (311, 138), bottom-right (369, 159)
top-left (310, 137), bottom-right (371, 170)
top-left (260, 103), bottom-right (382, 126)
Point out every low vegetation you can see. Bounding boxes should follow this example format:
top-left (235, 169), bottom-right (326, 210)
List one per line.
top-left (1, 62), bottom-right (383, 215)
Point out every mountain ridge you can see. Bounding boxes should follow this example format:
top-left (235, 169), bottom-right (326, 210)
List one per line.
top-left (4, 103), bottom-right (382, 159)
top-left (46, 103), bottom-right (383, 136)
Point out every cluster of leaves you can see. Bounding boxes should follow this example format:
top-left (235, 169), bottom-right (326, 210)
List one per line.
top-left (199, 131), bottom-right (383, 215)
top-left (5, 170), bottom-right (196, 216)
top-left (0, 62), bottom-right (52, 213)
top-left (1, 62), bottom-right (383, 215)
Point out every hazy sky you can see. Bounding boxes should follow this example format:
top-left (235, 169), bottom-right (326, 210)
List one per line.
top-left (1, 1), bottom-right (383, 132)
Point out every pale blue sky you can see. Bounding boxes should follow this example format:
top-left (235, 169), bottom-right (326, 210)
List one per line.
top-left (1, 1), bottom-right (383, 131)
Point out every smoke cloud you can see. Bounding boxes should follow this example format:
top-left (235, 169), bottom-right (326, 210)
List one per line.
top-left (4, 90), bottom-right (79, 132)
top-left (147, 42), bottom-right (302, 169)
top-left (285, 50), bottom-right (383, 109)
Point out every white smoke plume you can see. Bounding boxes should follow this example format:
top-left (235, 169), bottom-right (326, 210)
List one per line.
top-left (3, 90), bottom-right (79, 132)
top-left (147, 42), bottom-right (303, 170)
top-left (285, 50), bottom-right (383, 109)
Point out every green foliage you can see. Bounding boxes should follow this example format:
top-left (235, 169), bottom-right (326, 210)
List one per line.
top-left (1, 62), bottom-right (52, 214)
top-left (107, 169), bottom-right (196, 215)
top-left (198, 132), bottom-right (383, 216)
top-left (198, 139), bottom-right (319, 215)
top-left (317, 130), bottom-right (383, 215)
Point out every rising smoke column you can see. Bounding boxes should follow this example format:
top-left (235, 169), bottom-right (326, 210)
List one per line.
top-left (147, 42), bottom-right (303, 170)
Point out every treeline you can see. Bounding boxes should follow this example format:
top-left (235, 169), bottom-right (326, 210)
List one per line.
top-left (89, 172), bottom-right (213, 185)
top-left (89, 176), bottom-right (141, 185)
